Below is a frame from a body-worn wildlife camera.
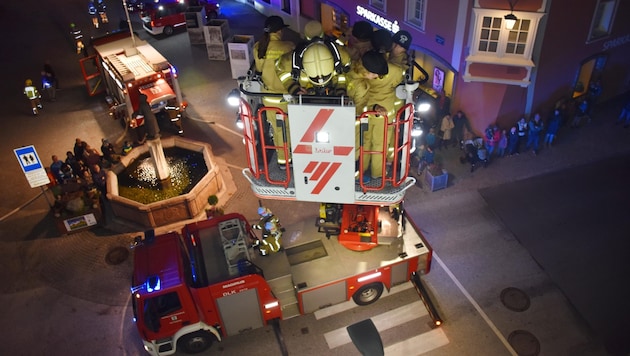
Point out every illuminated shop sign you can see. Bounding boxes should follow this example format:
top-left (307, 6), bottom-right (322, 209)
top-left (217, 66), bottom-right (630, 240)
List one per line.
top-left (356, 5), bottom-right (399, 33)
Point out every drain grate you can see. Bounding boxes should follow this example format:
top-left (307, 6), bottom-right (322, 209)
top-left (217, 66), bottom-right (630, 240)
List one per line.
top-left (508, 330), bottom-right (540, 356)
top-left (105, 246), bottom-right (130, 265)
top-left (500, 287), bottom-right (530, 312)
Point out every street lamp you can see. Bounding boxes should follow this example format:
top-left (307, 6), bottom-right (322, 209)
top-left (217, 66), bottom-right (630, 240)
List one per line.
top-left (504, 0), bottom-right (518, 30)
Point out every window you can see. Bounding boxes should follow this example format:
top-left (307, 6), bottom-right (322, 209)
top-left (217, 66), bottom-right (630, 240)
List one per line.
top-left (370, 0), bottom-right (385, 11)
top-left (282, 0), bottom-right (291, 14)
top-left (506, 19), bottom-right (530, 55)
top-left (468, 9), bottom-right (543, 64)
top-left (406, 0), bottom-right (426, 30)
top-left (588, 0), bottom-right (618, 42)
top-left (464, 8), bottom-right (544, 86)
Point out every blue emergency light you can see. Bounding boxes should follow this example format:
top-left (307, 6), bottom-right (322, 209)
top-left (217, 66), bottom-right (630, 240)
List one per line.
top-left (146, 276), bottom-right (161, 293)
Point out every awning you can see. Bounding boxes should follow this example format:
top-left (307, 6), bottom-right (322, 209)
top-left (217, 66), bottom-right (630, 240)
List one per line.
top-left (138, 79), bottom-right (176, 109)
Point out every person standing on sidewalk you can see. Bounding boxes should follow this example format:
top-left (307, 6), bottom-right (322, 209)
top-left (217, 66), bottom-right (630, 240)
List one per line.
top-left (452, 110), bottom-right (471, 149)
top-left (516, 117), bottom-right (528, 153)
top-left (526, 113), bottom-right (544, 155)
top-left (497, 129), bottom-right (508, 158)
top-left (507, 126), bottom-right (519, 156)
top-left (41, 70), bottom-right (56, 102)
top-left (545, 109), bottom-right (562, 147)
top-left (439, 113), bottom-right (454, 150)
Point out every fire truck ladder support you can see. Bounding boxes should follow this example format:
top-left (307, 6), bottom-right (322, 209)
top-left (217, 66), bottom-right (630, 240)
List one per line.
top-left (411, 271), bottom-right (443, 326)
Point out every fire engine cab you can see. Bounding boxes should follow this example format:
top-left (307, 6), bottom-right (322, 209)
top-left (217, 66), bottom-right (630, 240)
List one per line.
top-left (80, 30), bottom-right (185, 137)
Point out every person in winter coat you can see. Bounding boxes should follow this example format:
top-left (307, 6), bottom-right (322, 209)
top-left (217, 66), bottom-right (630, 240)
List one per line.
top-left (507, 126), bottom-right (519, 156)
top-left (526, 113), bottom-right (544, 155)
top-left (439, 113), bottom-right (455, 150)
top-left (516, 117), bottom-right (528, 153)
top-left (484, 125), bottom-right (499, 159)
top-left (497, 129), bottom-right (508, 158)
top-left (544, 109), bottom-right (562, 147)
top-left (452, 110), bottom-right (472, 149)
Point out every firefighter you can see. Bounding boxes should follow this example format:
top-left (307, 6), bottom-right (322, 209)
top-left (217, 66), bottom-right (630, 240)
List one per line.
top-left (88, 1), bottom-right (99, 28)
top-left (389, 30), bottom-right (412, 73)
top-left (347, 51), bottom-right (390, 181)
top-left (252, 206), bottom-right (283, 255)
top-left (253, 16), bottom-right (295, 169)
top-left (345, 21), bottom-right (374, 62)
top-left (24, 79), bottom-right (43, 115)
top-left (276, 20), bottom-right (351, 97)
top-left (70, 23), bottom-right (85, 55)
top-left (97, 0), bottom-right (109, 25)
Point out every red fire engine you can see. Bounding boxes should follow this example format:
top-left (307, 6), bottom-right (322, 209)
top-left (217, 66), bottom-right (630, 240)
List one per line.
top-left (80, 30), bottom-right (185, 137)
top-left (132, 44), bottom-right (441, 355)
top-left (132, 208), bottom-right (434, 355)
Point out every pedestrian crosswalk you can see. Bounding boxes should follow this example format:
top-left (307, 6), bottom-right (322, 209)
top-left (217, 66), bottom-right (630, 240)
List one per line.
top-left (317, 282), bottom-right (449, 355)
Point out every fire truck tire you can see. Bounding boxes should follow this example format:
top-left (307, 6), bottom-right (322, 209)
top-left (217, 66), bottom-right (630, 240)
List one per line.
top-left (163, 26), bottom-right (174, 36)
top-left (178, 330), bottom-right (214, 354)
top-left (207, 11), bottom-right (218, 20)
top-left (352, 282), bottom-right (384, 306)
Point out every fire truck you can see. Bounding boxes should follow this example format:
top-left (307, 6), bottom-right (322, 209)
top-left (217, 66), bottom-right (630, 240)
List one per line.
top-left (131, 66), bottom-right (441, 353)
top-left (80, 30), bottom-right (185, 137)
top-left (132, 208), bottom-right (434, 355)
top-left (141, 0), bottom-right (221, 36)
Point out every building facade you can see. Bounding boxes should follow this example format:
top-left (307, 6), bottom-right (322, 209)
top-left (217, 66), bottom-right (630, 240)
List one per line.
top-left (242, 0), bottom-right (630, 133)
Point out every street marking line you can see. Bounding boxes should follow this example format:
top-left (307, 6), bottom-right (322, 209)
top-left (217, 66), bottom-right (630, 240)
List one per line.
top-left (314, 282), bottom-right (413, 320)
top-left (324, 300), bottom-right (427, 349)
top-left (384, 328), bottom-right (449, 356)
top-left (433, 253), bottom-right (518, 356)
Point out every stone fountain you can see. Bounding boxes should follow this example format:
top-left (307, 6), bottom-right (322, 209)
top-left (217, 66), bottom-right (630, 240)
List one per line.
top-left (105, 94), bottom-right (228, 229)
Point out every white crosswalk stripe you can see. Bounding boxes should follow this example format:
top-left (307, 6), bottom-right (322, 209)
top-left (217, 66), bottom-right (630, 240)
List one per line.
top-left (384, 328), bottom-right (449, 356)
top-left (324, 300), bottom-right (428, 349)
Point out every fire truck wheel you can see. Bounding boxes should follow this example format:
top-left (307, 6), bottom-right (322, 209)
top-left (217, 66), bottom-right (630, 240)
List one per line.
top-left (352, 282), bottom-right (384, 306)
top-left (163, 26), bottom-right (174, 36)
top-left (178, 330), bottom-right (214, 354)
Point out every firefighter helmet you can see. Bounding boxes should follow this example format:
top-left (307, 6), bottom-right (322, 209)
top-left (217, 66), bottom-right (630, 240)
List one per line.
top-left (302, 43), bottom-right (335, 86)
top-left (25, 79), bottom-right (33, 86)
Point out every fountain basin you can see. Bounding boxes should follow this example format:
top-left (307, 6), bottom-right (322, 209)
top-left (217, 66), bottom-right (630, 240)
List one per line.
top-left (106, 137), bottom-right (224, 228)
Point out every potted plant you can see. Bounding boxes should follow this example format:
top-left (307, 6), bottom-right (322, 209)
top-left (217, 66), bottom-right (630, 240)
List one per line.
top-left (206, 194), bottom-right (224, 218)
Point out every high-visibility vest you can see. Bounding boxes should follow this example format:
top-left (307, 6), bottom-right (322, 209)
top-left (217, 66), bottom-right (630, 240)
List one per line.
top-left (24, 86), bottom-right (39, 99)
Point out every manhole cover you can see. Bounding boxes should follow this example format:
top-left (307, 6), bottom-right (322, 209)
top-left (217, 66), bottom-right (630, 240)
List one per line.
top-left (508, 330), bottom-right (540, 356)
top-left (105, 246), bottom-right (130, 265)
top-left (501, 287), bottom-right (530, 312)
